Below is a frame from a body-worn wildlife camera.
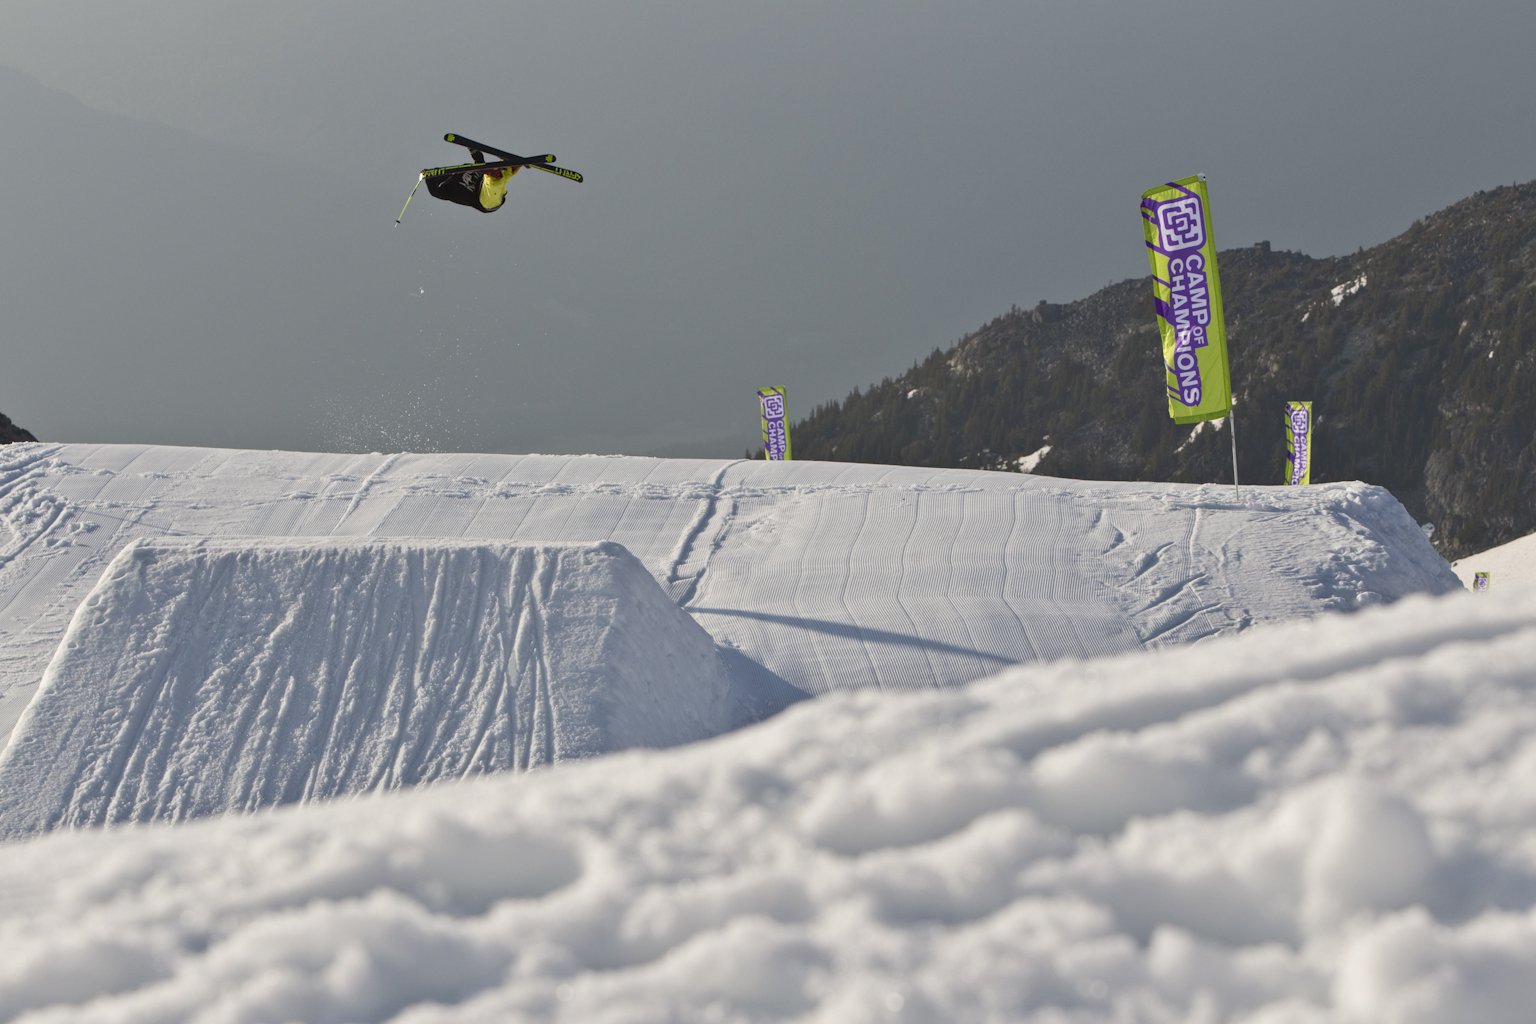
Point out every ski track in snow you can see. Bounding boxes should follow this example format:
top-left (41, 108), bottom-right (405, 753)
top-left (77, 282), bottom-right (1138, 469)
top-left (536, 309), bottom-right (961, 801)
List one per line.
top-left (662, 458), bottom-right (742, 606)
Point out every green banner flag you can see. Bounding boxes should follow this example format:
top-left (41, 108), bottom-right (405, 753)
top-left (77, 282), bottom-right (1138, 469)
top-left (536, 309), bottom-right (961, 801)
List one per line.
top-left (757, 386), bottom-right (792, 461)
top-left (1284, 401), bottom-right (1313, 485)
top-left (1140, 175), bottom-right (1233, 424)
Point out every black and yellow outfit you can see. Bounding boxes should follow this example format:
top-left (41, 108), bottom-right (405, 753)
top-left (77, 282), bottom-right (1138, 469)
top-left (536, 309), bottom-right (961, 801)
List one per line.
top-left (425, 161), bottom-right (518, 213)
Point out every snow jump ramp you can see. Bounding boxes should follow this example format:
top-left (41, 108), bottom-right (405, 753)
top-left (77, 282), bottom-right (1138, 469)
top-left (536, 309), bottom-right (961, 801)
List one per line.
top-left (0, 538), bottom-right (742, 837)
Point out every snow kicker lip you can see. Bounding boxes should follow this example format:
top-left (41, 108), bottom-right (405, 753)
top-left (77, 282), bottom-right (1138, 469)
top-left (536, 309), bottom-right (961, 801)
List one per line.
top-left (0, 537), bottom-right (738, 838)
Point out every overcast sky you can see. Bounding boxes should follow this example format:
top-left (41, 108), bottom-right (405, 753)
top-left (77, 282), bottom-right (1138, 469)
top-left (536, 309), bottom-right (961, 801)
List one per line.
top-left (3, 0), bottom-right (1535, 457)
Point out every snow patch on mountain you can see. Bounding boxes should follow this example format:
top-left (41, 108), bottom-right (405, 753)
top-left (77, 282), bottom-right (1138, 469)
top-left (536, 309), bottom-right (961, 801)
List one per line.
top-left (1332, 274), bottom-right (1368, 305)
top-left (1016, 444), bottom-right (1052, 473)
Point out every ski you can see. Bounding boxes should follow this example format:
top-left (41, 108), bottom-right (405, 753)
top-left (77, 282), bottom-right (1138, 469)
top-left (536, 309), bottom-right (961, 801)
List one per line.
top-left (421, 157), bottom-right (583, 184)
top-left (524, 162), bottom-right (583, 183)
top-left (444, 133), bottom-right (583, 183)
top-left (444, 133), bottom-right (534, 162)
top-left (419, 158), bottom-right (528, 179)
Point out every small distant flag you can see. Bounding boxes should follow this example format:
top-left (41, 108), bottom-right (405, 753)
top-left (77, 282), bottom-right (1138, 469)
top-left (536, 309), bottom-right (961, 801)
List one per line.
top-left (1474, 572), bottom-right (1491, 593)
top-left (1140, 175), bottom-right (1233, 425)
top-left (1284, 401), bottom-right (1313, 485)
top-left (757, 386), bottom-right (792, 461)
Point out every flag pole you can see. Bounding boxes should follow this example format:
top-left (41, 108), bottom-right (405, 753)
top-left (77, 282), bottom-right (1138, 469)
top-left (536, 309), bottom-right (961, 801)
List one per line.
top-left (1229, 403), bottom-right (1241, 499)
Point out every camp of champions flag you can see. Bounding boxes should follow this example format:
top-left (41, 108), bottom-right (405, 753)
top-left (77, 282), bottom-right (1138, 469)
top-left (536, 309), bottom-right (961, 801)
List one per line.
top-left (1141, 175), bottom-right (1233, 424)
top-left (1284, 401), bottom-right (1313, 485)
top-left (758, 386), bottom-right (792, 461)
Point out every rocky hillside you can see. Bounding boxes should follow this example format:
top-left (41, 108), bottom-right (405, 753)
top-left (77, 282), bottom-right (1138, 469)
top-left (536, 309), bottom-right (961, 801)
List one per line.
top-left (0, 411), bottom-right (35, 444)
top-left (791, 181), bottom-right (1536, 560)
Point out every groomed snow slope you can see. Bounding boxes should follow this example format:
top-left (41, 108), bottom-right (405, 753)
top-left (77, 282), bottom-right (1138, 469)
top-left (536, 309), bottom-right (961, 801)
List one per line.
top-left (1, 587), bottom-right (1533, 1024)
top-left (0, 444), bottom-right (1462, 748)
top-left (1453, 532), bottom-right (1536, 593)
top-left (0, 538), bottom-right (736, 838)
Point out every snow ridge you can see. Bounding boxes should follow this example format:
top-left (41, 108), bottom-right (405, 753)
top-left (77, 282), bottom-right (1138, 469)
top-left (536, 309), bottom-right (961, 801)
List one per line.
top-left (0, 538), bottom-right (737, 838)
top-left (0, 447), bottom-right (1465, 747)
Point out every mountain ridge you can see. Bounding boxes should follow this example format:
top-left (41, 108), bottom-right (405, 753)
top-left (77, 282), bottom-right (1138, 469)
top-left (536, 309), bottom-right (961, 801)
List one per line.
top-left (0, 412), bottom-right (35, 444)
top-left (790, 180), bottom-right (1536, 560)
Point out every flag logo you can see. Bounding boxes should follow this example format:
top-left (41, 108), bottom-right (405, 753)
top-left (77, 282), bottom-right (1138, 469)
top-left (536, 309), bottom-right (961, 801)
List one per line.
top-left (1156, 196), bottom-right (1206, 251)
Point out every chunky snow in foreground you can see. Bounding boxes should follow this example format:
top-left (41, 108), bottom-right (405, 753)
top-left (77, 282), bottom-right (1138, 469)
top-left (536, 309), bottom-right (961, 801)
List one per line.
top-left (2, 587), bottom-right (1534, 1023)
top-left (0, 538), bottom-right (739, 838)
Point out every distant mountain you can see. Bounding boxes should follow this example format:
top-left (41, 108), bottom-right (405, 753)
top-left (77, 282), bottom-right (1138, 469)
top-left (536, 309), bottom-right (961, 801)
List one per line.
top-left (0, 67), bottom-right (393, 453)
top-left (0, 411), bottom-right (36, 444)
top-left (790, 181), bottom-right (1536, 560)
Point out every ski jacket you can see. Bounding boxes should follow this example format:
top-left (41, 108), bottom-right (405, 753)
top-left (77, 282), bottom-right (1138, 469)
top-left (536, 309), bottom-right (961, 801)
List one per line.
top-left (425, 165), bottom-right (517, 212)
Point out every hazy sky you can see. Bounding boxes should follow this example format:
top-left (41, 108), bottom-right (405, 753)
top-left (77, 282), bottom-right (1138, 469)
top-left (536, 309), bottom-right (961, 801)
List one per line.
top-left (3, 0), bottom-right (1535, 457)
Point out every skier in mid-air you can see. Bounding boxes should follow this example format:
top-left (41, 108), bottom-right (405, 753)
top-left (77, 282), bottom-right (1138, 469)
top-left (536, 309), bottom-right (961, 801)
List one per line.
top-left (397, 134), bottom-right (583, 224)
top-left (424, 150), bottom-right (519, 213)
